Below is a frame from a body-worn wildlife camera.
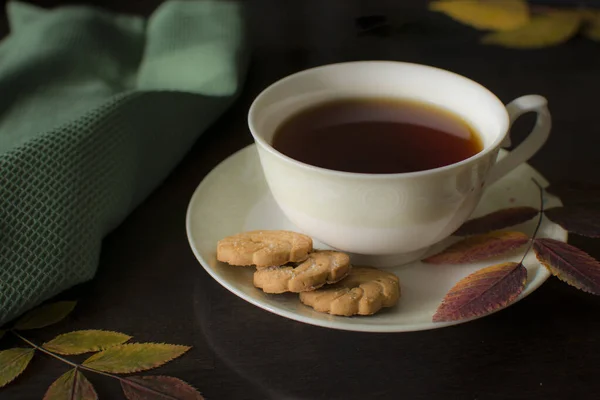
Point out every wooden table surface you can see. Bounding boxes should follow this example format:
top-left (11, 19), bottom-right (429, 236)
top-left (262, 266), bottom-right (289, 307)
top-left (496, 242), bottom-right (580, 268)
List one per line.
top-left (2, 1), bottom-right (600, 399)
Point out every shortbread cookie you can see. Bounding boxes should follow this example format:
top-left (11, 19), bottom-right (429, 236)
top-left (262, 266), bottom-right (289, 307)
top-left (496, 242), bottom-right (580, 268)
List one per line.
top-left (299, 266), bottom-right (400, 316)
top-left (253, 250), bottom-right (351, 294)
top-left (217, 230), bottom-right (313, 268)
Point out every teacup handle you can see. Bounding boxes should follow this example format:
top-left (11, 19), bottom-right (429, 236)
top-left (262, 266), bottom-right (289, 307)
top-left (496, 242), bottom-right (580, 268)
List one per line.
top-left (486, 95), bottom-right (551, 186)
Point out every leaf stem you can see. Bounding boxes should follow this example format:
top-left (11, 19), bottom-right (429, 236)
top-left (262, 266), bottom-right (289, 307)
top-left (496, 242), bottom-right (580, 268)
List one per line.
top-left (11, 330), bottom-right (78, 368)
top-left (520, 178), bottom-right (545, 264)
top-left (71, 366), bottom-right (79, 399)
top-left (531, 178), bottom-right (545, 240)
top-left (12, 330), bottom-right (121, 379)
top-left (10, 330), bottom-right (181, 400)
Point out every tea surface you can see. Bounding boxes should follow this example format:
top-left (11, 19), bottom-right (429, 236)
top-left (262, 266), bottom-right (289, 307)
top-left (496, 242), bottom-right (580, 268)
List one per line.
top-left (272, 98), bottom-right (482, 174)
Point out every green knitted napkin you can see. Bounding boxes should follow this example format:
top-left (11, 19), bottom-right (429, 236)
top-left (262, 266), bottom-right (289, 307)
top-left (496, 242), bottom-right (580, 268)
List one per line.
top-left (0, 0), bottom-right (246, 325)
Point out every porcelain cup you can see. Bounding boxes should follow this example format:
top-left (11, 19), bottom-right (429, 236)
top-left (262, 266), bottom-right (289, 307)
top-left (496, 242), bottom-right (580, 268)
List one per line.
top-left (248, 61), bottom-right (551, 266)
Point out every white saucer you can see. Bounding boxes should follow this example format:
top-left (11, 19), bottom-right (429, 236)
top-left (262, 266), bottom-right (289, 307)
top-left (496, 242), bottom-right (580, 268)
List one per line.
top-left (186, 145), bottom-right (566, 332)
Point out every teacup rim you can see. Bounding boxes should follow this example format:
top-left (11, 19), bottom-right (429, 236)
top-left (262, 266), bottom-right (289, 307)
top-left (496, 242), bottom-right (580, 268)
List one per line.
top-left (248, 60), bottom-right (509, 180)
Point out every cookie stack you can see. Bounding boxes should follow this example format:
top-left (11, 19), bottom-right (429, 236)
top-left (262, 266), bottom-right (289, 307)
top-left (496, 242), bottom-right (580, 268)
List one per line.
top-left (216, 230), bottom-right (401, 317)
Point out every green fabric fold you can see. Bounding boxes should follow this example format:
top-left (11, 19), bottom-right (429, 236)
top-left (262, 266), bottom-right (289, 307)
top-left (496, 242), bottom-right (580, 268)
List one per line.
top-left (0, 0), bottom-right (247, 324)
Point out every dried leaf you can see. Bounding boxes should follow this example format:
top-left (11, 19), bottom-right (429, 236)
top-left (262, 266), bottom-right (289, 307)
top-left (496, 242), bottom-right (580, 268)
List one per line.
top-left (545, 206), bottom-right (600, 238)
top-left (433, 262), bottom-right (527, 322)
top-left (121, 376), bottom-right (204, 400)
top-left (0, 348), bottom-right (34, 388)
top-left (82, 343), bottom-right (190, 374)
top-left (14, 301), bottom-right (77, 330)
top-left (481, 11), bottom-right (582, 49)
top-left (546, 181), bottom-right (600, 205)
top-left (43, 369), bottom-right (97, 400)
top-left (423, 231), bottom-right (530, 264)
top-left (583, 10), bottom-right (600, 41)
top-left (533, 238), bottom-right (600, 295)
top-left (43, 330), bottom-right (132, 355)
top-left (429, 0), bottom-right (529, 31)
top-left (455, 207), bottom-right (539, 236)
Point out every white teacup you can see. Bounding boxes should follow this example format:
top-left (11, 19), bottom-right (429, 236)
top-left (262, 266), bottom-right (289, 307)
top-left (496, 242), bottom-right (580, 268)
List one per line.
top-left (248, 61), bottom-right (550, 266)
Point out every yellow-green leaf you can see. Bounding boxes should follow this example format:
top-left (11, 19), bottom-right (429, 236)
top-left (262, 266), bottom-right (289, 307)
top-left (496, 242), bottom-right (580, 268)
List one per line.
top-left (43, 368), bottom-right (97, 400)
top-left (430, 0), bottom-right (529, 31)
top-left (0, 348), bottom-right (34, 388)
top-left (583, 11), bottom-right (600, 41)
top-left (43, 330), bottom-right (132, 355)
top-left (14, 301), bottom-right (77, 330)
top-left (82, 343), bottom-right (191, 374)
top-left (482, 11), bottom-right (582, 49)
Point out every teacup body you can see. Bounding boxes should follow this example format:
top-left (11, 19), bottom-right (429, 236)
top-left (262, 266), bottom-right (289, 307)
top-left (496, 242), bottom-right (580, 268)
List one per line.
top-left (248, 61), bottom-right (549, 258)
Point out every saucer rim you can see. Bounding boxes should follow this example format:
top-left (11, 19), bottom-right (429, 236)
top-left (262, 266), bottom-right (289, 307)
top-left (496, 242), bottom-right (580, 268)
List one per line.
top-left (185, 144), bottom-right (566, 333)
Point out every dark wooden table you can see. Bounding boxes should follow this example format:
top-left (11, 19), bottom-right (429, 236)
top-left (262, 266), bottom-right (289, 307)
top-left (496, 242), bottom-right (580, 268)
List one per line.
top-left (2, 1), bottom-right (600, 399)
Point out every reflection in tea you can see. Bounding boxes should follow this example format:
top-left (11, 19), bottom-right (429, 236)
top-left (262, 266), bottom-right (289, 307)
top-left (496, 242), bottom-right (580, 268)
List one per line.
top-left (272, 97), bottom-right (482, 174)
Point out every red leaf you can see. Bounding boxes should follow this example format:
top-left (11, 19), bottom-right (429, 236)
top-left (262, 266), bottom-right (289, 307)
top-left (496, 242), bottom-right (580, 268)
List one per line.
top-left (433, 262), bottom-right (527, 322)
top-left (423, 231), bottom-right (530, 264)
top-left (544, 206), bottom-right (600, 238)
top-left (546, 181), bottom-right (600, 205)
top-left (121, 376), bottom-right (204, 400)
top-left (454, 207), bottom-right (539, 236)
top-left (43, 369), bottom-right (97, 400)
top-left (533, 238), bottom-right (600, 295)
